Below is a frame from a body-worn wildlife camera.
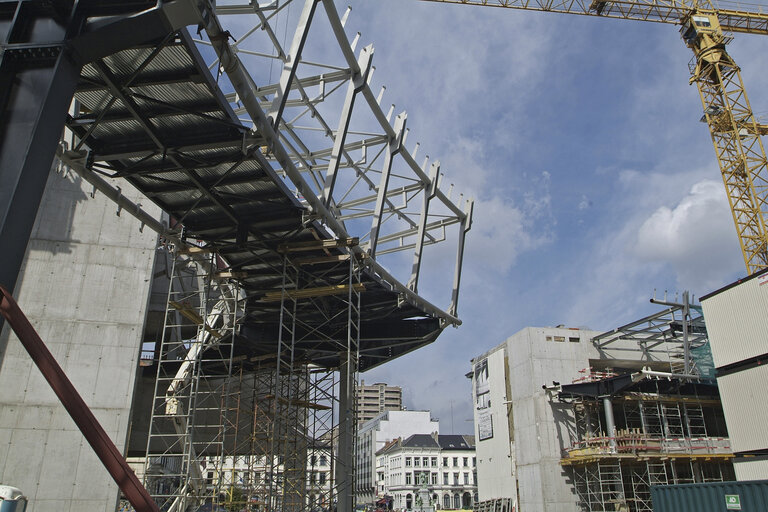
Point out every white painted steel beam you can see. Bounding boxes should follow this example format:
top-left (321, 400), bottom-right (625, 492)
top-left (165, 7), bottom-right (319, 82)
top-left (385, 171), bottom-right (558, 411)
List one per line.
top-left (409, 161), bottom-right (440, 292)
top-left (322, 45), bottom-right (374, 208)
top-left (267, 0), bottom-right (320, 129)
top-left (449, 199), bottom-right (473, 317)
top-left (369, 112), bottom-right (406, 258)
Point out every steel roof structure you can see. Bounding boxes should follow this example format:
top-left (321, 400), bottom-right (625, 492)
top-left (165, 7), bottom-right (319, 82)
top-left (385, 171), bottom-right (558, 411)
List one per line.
top-left (2, 0), bottom-right (472, 372)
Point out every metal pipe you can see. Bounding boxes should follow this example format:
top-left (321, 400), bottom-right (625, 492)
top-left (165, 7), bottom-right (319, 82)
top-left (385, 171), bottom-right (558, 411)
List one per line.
top-left (0, 285), bottom-right (160, 512)
top-left (632, 368), bottom-right (699, 381)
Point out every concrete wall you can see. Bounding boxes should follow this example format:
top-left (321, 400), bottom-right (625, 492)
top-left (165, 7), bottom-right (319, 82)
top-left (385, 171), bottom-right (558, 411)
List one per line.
top-left (0, 169), bottom-right (159, 512)
top-left (507, 327), bottom-right (600, 512)
top-left (470, 344), bottom-right (516, 504)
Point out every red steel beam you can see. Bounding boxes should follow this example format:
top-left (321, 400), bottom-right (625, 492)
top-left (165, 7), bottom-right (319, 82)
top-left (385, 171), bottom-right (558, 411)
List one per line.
top-left (0, 285), bottom-right (160, 512)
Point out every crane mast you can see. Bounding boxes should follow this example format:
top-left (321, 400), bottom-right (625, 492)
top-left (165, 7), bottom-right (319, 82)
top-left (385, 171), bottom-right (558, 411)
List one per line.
top-left (681, 12), bottom-right (768, 271)
top-left (420, 0), bottom-right (768, 273)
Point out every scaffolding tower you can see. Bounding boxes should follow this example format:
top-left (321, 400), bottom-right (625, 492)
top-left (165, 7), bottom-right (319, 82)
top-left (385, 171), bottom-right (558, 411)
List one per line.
top-left (561, 379), bottom-right (734, 512)
top-left (143, 240), bottom-right (364, 512)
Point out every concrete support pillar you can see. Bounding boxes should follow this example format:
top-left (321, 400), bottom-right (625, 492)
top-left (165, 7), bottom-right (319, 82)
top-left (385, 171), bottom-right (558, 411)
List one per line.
top-left (603, 396), bottom-right (617, 453)
top-left (336, 356), bottom-right (355, 512)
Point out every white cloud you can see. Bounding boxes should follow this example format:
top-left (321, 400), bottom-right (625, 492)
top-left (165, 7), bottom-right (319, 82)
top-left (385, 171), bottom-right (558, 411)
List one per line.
top-left (634, 179), bottom-right (742, 290)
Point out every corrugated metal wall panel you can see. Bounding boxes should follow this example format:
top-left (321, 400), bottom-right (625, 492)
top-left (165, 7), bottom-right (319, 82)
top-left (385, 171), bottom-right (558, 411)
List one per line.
top-left (735, 459), bottom-right (768, 481)
top-left (652, 480), bottom-right (768, 512)
top-left (717, 364), bottom-right (768, 453)
top-left (701, 275), bottom-right (768, 367)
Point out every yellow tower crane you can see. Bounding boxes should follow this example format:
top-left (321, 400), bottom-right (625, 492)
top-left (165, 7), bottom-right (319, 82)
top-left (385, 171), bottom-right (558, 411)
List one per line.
top-left (419, 0), bottom-right (768, 274)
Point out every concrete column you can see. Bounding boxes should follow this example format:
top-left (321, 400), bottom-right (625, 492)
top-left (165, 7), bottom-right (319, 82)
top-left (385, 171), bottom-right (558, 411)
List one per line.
top-left (336, 356), bottom-right (355, 512)
top-left (603, 396), bottom-right (617, 453)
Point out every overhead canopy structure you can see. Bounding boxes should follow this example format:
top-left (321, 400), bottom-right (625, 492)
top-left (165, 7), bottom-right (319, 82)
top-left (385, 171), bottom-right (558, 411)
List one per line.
top-left (55, 16), bottom-right (469, 372)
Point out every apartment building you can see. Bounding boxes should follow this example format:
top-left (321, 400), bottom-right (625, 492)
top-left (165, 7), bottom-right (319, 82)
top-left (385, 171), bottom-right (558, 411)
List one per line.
top-left (357, 381), bottom-right (403, 425)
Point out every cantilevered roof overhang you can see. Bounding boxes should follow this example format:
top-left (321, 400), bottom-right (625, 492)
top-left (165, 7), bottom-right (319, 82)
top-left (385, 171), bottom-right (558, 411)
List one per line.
top-left (65, 28), bottom-right (448, 371)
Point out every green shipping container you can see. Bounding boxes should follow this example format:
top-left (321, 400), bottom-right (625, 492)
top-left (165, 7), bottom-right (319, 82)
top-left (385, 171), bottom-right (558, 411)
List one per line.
top-left (652, 480), bottom-right (768, 512)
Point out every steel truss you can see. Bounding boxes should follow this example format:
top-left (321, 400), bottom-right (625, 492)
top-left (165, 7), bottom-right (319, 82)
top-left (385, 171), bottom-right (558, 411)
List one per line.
top-left (198, 0), bottom-right (472, 318)
top-left (591, 292), bottom-right (706, 376)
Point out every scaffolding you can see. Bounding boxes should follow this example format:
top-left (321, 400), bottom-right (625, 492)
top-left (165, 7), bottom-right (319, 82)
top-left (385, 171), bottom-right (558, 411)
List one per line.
top-left (143, 246), bottom-right (243, 512)
top-left (561, 380), bottom-right (734, 512)
top-left (142, 240), bottom-right (363, 512)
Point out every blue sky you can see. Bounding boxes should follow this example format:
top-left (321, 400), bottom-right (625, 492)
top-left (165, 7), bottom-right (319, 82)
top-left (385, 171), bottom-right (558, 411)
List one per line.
top-left (217, 0), bottom-right (768, 434)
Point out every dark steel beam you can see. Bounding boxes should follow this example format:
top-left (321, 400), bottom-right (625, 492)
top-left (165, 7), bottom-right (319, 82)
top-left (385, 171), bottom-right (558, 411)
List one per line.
top-left (140, 172), bottom-right (273, 195)
top-left (0, 49), bottom-right (80, 295)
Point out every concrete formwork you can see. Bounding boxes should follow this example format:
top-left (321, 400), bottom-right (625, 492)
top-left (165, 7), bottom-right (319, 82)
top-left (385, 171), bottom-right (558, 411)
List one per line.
top-left (0, 169), bottom-right (159, 512)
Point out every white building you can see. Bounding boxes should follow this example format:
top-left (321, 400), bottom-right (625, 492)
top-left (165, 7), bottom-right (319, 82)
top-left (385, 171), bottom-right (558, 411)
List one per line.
top-left (469, 344), bottom-right (517, 512)
top-left (356, 410), bottom-right (440, 505)
top-left (376, 434), bottom-right (477, 511)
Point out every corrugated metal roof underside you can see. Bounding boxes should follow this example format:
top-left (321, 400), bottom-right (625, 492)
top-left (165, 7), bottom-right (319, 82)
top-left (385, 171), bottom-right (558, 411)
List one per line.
top-left (66, 28), bottom-right (444, 371)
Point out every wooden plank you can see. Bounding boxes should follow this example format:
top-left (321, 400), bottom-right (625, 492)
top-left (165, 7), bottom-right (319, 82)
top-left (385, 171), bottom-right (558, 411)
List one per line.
top-left (260, 283), bottom-right (366, 301)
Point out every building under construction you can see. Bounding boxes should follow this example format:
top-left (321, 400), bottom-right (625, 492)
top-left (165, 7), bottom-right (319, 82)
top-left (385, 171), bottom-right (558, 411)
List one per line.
top-left (557, 367), bottom-right (733, 511)
top-left (470, 295), bottom-right (735, 512)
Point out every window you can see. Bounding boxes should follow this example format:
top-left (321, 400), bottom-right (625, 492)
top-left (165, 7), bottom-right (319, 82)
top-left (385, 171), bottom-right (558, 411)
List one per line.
top-left (693, 15), bottom-right (712, 27)
top-left (554, 336), bottom-right (565, 342)
top-left (320, 455), bottom-right (327, 466)
top-left (453, 494), bottom-right (461, 509)
top-left (405, 457), bottom-right (412, 467)
top-left (443, 495), bottom-right (451, 509)
top-left (453, 472), bottom-right (459, 485)
top-left (453, 457), bottom-right (458, 466)
top-left (431, 457), bottom-right (438, 467)
top-left (311, 455), bottom-right (317, 466)
top-left (463, 473), bottom-right (469, 485)
top-left (431, 473), bottom-right (438, 485)
top-left (569, 336), bottom-right (579, 343)
top-left (414, 457), bottom-right (420, 467)
top-left (310, 472), bottom-right (316, 484)
top-left (423, 457), bottom-right (429, 467)
top-left (443, 473), bottom-right (449, 485)
top-left (463, 457), bottom-right (468, 467)
top-left (472, 457), bottom-right (476, 467)
top-left (442, 457), bottom-right (448, 466)
top-left (406, 473), bottom-right (412, 485)
top-left (319, 473), bottom-right (326, 485)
